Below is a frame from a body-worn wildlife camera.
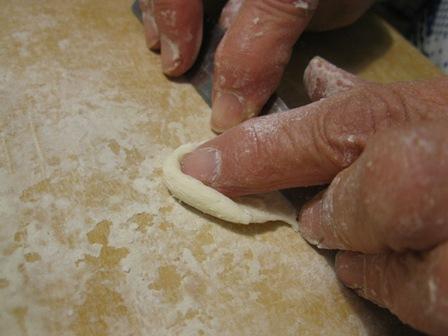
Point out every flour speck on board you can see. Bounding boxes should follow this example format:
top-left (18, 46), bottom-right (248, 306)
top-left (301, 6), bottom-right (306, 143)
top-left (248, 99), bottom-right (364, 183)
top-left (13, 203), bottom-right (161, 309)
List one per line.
top-left (293, 0), bottom-right (310, 9)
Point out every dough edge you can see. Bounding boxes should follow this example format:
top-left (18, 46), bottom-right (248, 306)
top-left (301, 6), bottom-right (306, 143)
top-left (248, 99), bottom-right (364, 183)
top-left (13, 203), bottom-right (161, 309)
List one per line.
top-left (163, 143), bottom-right (299, 230)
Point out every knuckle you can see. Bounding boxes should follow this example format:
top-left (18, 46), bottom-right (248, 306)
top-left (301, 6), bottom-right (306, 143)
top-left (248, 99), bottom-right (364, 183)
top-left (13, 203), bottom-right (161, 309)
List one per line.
top-left (360, 85), bottom-right (409, 131)
top-left (349, 84), bottom-right (413, 132)
top-left (358, 124), bottom-right (448, 251)
top-left (311, 92), bottom-right (367, 171)
top-left (239, 119), bottom-right (274, 171)
top-left (308, 83), bottom-right (427, 185)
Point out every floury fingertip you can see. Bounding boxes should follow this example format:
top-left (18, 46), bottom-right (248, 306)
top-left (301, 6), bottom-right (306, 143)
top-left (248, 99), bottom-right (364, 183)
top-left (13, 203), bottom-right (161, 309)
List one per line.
top-left (211, 92), bottom-right (246, 132)
top-left (181, 147), bottom-right (221, 187)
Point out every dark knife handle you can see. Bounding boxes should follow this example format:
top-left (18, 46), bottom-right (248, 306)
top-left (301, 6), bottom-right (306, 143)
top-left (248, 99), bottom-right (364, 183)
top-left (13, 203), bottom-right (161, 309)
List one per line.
top-left (132, 0), bottom-right (142, 23)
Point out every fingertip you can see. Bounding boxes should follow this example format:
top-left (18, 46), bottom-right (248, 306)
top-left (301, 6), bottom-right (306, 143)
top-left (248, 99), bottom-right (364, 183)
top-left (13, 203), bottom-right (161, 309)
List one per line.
top-left (160, 35), bottom-right (182, 76)
top-left (160, 30), bottom-right (202, 77)
top-left (303, 56), bottom-right (325, 76)
top-left (303, 56), bottom-right (361, 101)
top-left (181, 147), bottom-right (221, 187)
top-left (303, 56), bottom-right (325, 99)
top-left (211, 92), bottom-right (247, 132)
top-left (154, 0), bottom-right (203, 77)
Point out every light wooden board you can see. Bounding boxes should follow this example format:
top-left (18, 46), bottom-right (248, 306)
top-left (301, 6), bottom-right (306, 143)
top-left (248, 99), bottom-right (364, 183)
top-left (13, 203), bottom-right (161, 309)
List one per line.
top-left (0, 1), bottom-right (438, 335)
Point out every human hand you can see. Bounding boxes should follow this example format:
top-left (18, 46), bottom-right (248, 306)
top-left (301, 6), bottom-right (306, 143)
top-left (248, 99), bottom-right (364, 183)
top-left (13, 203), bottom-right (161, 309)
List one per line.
top-left (181, 58), bottom-right (448, 335)
top-left (139, 0), bottom-right (375, 131)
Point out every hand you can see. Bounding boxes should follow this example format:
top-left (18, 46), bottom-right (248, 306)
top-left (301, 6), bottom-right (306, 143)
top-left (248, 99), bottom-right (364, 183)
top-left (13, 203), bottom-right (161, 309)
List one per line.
top-left (139, 0), bottom-right (375, 131)
top-left (181, 58), bottom-right (448, 335)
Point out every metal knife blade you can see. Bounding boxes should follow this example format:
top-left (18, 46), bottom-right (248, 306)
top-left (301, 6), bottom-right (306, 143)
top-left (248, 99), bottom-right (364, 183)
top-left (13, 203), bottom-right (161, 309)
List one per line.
top-left (132, 1), bottom-right (288, 114)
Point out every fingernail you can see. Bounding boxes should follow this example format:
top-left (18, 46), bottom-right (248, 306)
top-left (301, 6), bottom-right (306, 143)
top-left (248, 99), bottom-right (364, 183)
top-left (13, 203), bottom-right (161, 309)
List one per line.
top-left (335, 251), bottom-right (365, 289)
top-left (181, 147), bottom-right (221, 186)
top-left (142, 12), bottom-right (160, 50)
top-left (211, 92), bottom-right (245, 132)
top-left (298, 197), bottom-right (324, 246)
top-left (160, 35), bottom-right (181, 75)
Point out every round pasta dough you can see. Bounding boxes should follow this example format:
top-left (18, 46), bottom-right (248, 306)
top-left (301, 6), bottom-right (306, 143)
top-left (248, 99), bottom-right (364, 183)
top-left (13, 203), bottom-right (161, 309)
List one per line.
top-left (163, 143), bottom-right (299, 230)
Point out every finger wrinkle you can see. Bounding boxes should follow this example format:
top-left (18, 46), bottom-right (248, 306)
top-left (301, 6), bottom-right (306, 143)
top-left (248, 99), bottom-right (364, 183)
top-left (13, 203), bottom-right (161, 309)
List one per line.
top-left (240, 119), bottom-right (273, 158)
top-left (312, 104), bottom-right (355, 171)
top-left (351, 247), bottom-right (448, 335)
top-left (225, 116), bottom-right (293, 184)
top-left (392, 77), bottom-right (448, 116)
top-left (372, 82), bottom-right (446, 127)
top-left (386, 86), bottom-right (413, 124)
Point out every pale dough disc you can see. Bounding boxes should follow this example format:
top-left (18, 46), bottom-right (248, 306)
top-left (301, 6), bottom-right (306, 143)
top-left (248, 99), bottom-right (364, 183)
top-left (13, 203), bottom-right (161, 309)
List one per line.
top-left (163, 143), bottom-right (299, 230)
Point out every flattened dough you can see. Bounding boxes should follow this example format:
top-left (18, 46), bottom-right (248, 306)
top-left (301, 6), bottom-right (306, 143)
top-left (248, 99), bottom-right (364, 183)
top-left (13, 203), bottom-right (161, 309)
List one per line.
top-left (163, 143), bottom-right (299, 230)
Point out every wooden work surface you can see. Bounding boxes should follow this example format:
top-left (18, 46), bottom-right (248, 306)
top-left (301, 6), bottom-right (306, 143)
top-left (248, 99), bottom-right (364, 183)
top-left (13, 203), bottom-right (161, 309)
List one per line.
top-left (0, 1), bottom-right (441, 335)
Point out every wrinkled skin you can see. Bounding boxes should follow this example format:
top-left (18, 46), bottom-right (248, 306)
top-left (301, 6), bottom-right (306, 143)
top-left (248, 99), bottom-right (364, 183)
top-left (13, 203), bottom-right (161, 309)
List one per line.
top-left (139, 0), bottom-right (375, 131)
top-left (181, 59), bottom-right (448, 335)
top-left (137, 1), bottom-right (448, 334)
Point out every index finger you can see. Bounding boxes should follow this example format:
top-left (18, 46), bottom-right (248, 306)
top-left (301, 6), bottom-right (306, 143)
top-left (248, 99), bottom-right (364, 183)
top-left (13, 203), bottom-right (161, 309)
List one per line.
top-left (181, 77), bottom-right (448, 197)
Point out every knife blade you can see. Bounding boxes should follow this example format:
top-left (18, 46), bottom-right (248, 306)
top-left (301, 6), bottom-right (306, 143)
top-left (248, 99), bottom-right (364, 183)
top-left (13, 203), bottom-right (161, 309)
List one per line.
top-left (132, 0), bottom-right (288, 115)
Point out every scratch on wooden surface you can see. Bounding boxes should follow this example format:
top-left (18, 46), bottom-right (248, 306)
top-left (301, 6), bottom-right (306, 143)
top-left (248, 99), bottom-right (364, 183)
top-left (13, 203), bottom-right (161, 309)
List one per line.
top-left (130, 53), bottom-right (142, 75)
top-left (28, 113), bottom-right (47, 178)
top-left (87, 137), bottom-right (99, 169)
top-left (2, 137), bottom-right (14, 174)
